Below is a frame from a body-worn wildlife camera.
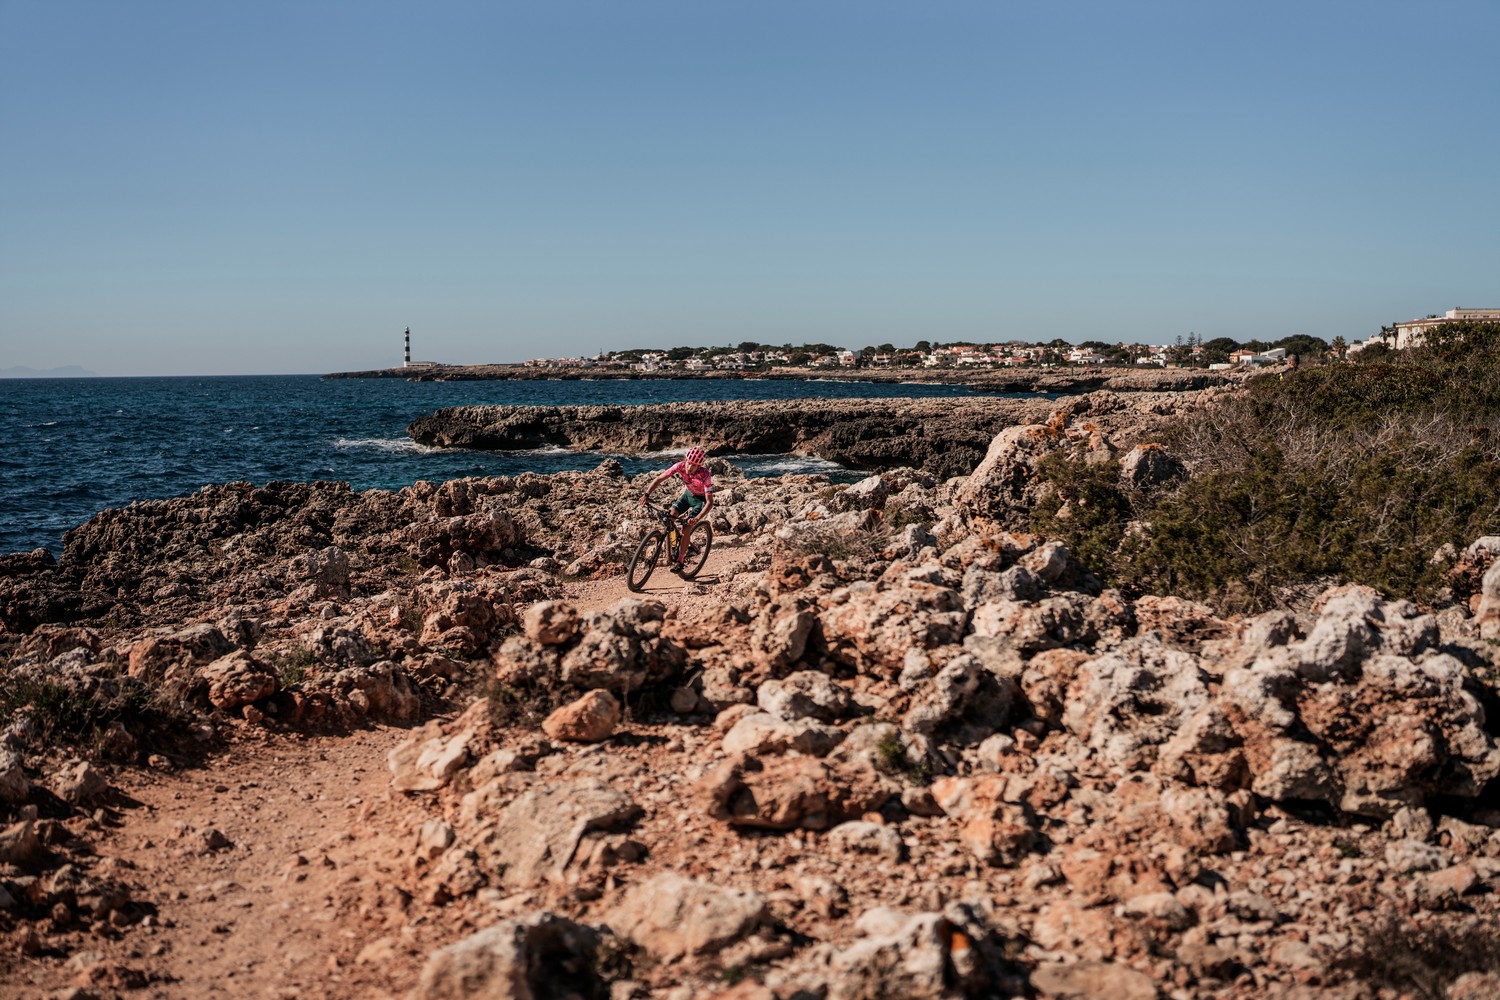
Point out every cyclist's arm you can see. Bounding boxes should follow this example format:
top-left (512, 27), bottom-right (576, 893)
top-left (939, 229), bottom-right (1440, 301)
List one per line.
top-left (640, 470), bottom-right (672, 503)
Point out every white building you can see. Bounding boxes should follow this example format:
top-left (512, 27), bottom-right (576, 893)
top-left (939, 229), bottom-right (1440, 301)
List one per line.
top-left (1352, 307), bottom-right (1500, 353)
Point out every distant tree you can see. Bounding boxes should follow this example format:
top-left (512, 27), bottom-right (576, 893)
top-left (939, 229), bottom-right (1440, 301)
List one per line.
top-left (1274, 334), bottom-right (1329, 359)
top-left (913, 340), bottom-right (932, 354)
top-left (876, 343), bottom-right (896, 355)
top-left (788, 351), bottom-right (812, 366)
top-left (1354, 342), bottom-right (1393, 363)
top-left (1203, 337), bottom-right (1239, 355)
top-left (737, 341), bottom-right (761, 353)
top-left (666, 346), bottom-right (695, 361)
top-left (1241, 340), bottom-right (1270, 353)
top-left (1330, 336), bottom-right (1347, 359)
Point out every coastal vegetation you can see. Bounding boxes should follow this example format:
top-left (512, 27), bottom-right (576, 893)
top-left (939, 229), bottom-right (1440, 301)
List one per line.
top-left (1029, 321), bottom-right (1500, 613)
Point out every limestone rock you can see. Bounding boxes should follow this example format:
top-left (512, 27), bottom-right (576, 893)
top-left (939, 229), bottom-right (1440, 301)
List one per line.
top-left (931, 775), bottom-right (1038, 865)
top-left (824, 902), bottom-right (1013, 1000)
top-left (1031, 961), bottom-right (1159, 1000)
top-left (696, 754), bottom-right (891, 831)
top-left (722, 712), bottom-right (845, 758)
top-left (826, 821), bottom-right (905, 862)
top-left (953, 424), bottom-right (1056, 527)
top-left (522, 599), bottom-right (581, 646)
top-left (413, 912), bottom-right (602, 1000)
top-left (542, 690), bottom-right (621, 743)
top-left (607, 872), bottom-right (768, 961)
top-left (469, 778), bottom-right (641, 887)
top-left (52, 760), bottom-right (109, 805)
top-left (1062, 638), bottom-right (1210, 770)
top-left (199, 650), bottom-right (278, 710)
top-left (0, 748), bottom-right (30, 803)
top-left (757, 671), bottom-right (854, 723)
top-left (390, 724), bottom-right (478, 792)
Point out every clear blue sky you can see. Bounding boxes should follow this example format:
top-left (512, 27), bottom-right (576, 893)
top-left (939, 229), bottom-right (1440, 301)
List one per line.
top-left (2, 0), bottom-right (1496, 375)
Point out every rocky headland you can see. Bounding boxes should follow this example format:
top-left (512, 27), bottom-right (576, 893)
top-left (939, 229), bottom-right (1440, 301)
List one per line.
top-left (404, 389), bottom-right (1224, 481)
top-left (2, 393), bottom-right (1499, 999)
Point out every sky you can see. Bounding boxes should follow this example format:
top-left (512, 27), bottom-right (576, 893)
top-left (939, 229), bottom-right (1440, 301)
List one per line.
top-left (1, 1), bottom-right (1497, 376)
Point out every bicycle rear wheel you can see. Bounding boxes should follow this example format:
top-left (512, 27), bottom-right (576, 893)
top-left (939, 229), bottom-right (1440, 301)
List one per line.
top-left (625, 530), bottom-right (664, 592)
top-left (680, 521), bottom-right (713, 579)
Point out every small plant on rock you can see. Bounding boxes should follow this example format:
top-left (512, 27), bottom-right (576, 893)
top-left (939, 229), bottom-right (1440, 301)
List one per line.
top-left (875, 729), bottom-right (931, 785)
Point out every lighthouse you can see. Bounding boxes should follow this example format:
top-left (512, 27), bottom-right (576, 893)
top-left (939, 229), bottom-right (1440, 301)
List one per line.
top-left (404, 327), bottom-right (411, 367)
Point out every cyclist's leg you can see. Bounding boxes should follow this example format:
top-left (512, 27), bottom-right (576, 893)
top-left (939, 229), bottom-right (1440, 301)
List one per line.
top-left (673, 492), bottom-right (705, 564)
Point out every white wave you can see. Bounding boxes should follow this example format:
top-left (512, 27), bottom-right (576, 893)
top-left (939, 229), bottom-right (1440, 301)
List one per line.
top-left (333, 437), bottom-right (441, 454)
top-left (738, 455), bottom-right (848, 475)
top-left (38, 420), bottom-right (59, 427)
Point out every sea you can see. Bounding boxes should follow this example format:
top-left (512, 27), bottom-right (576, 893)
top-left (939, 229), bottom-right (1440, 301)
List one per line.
top-left (0, 374), bottom-right (1013, 557)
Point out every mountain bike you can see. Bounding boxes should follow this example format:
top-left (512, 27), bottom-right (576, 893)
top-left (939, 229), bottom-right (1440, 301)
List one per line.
top-left (626, 500), bottom-right (713, 592)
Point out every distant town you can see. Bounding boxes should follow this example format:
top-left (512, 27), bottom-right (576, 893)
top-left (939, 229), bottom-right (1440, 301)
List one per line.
top-left (514, 332), bottom-right (1333, 374)
top-left (370, 308), bottom-right (1497, 378)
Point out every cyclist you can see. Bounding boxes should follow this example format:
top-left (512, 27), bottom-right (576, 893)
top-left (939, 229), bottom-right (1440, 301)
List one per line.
top-left (639, 446), bottom-right (714, 573)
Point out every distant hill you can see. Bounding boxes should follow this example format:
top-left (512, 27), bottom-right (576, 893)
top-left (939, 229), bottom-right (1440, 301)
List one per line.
top-left (0, 365), bottom-right (98, 378)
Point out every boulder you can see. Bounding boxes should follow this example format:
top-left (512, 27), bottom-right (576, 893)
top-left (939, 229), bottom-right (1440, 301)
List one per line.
top-left (821, 573), bottom-right (968, 677)
top-left (542, 690), bottom-right (621, 743)
top-left (953, 424), bottom-right (1057, 527)
top-left (696, 754), bottom-right (891, 831)
top-left (312, 660), bottom-right (421, 721)
top-left (838, 475), bottom-right (890, 511)
top-left (413, 912), bottom-right (603, 1000)
top-left (0, 748), bottom-right (30, 803)
top-left (1062, 638), bottom-right (1210, 770)
top-left (607, 872), bottom-right (768, 961)
top-left (1155, 587), bottom-right (1500, 817)
top-left (722, 713), bottom-right (845, 757)
top-left (1119, 443), bottom-right (1185, 492)
top-left (523, 600), bottom-right (581, 646)
top-left (468, 779), bottom-right (641, 887)
top-left (199, 650), bottom-right (278, 710)
top-left (757, 671), bottom-right (854, 723)
top-left (824, 903), bottom-right (1013, 1000)
top-left (52, 759), bottom-right (110, 805)
top-left (902, 653), bottom-right (1017, 743)
top-left (283, 545), bottom-right (351, 596)
top-left (390, 723), bottom-right (478, 792)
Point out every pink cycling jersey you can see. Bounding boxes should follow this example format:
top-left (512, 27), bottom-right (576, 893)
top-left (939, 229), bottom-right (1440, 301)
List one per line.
top-left (666, 461), bottom-right (713, 497)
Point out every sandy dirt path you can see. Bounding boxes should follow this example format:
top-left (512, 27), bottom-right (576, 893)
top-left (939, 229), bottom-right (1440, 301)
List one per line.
top-left (6, 725), bottom-right (468, 999)
top-left (5, 548), bottom-right (752, 998)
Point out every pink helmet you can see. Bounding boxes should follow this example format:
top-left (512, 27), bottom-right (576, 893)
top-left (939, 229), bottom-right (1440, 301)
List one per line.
top-left (685, 446), bottom-right (707, 466)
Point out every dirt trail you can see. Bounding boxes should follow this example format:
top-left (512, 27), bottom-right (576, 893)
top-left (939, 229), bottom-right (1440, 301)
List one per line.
top-left (562, 541), bottom-right (752, 618)
top-left (7, 550), bottom-right (749, 998)
top-left (9, 726), bottom-right (463, 998)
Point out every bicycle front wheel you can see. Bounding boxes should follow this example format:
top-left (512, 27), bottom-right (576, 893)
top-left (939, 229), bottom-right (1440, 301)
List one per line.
top-left (626, 530), bottom-right (665, 592)
top-left (680, 521), bottom-right (713, 579)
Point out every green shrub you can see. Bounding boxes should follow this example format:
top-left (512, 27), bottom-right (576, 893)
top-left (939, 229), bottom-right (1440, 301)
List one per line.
top-left (1, 676), bottom-right (191, 757)
top-left (1025, 321), bottom-right (1500, 613)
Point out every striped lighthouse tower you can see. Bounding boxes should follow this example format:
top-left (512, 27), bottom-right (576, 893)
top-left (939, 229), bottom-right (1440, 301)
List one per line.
top-left (404, 327), bottom-right (411, 367)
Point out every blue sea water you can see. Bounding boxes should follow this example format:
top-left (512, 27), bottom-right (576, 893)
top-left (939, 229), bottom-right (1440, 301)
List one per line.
top-left (0, 374), bottom-right (1010, 556)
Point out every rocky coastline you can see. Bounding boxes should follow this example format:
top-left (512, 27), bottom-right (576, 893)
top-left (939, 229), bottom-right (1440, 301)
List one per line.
top-left (404, 389), bottom-right (1224, 481)
top-left (3, 393), bottom-right (1499, 999)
